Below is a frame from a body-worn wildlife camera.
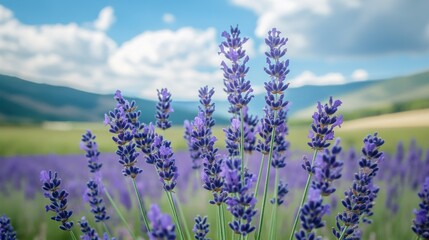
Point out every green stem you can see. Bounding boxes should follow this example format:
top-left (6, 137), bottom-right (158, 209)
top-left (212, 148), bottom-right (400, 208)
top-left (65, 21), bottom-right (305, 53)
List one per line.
top-left (256, 122), bottom-right (277, 240)
top-left (254, 154), bottom-right (266, 199)
top-left (219, 204), bottom-right (227, 240)
top-left (104, 188), bottom-right (136, 239)
top-left (240, 108), bottom-right (245, 179)
top-left (132, 178), bottom-right (151, 233)
top-left (176, 195), bottom-right (191, 240)
top-left (288, 150), bottom-right (318, 240)
top-left (216, 204), bottom-right (221, 240)
top-left (338, 225), bottom-right (348, 240)
top-left (69, 230), bottom-right (78, 240)
top-left (102, 221), bottom-right (111, 237)
top-left (268, 168), bottom-right (280, 240)
top-left (166, 191), bottom-right (185, 240)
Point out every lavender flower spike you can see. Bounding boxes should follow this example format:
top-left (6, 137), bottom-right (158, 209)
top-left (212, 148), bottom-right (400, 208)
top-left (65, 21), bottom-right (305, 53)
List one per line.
top-left (333, 133), bottom-right (384, 240)
top-left (79, 216), bottom-right (100, 240)
top-left (193, 215), bottom-right (210, 240)
top-left (152, 136), bottom-right (179, 192)
top-left (412, 177), bottom-right (429, 239)
top-left (85, 180), bottom-right (110, 222)
top-left (308, 97), bottom-right (343, 150)
top-left (80, 130), bottom-right (102, 173)
top-left (156, 88), bottom-right (174, 130)
top-left (148, 204), bottom-right (176, 240)
top-left (0, 214), bottom-right (16, 240)
top-left (40, 170), bottom-right (74, 231)
top-left (219, 25), bottom-right (254, 114)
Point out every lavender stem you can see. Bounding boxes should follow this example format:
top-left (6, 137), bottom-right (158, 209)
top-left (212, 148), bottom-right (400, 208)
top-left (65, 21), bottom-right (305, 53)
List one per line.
top-left (254, 155), bottom-right (266, 199)
top-left (132, 179), bottom-right (151, 234)
top-left (268, 168), bottom-right (280, 239)
top-left (166, 191), bottom-right (185, 240)
top-left (288, 149), bottom-right (318, 240)
top-left (104, 188), bottom-right (136, 239)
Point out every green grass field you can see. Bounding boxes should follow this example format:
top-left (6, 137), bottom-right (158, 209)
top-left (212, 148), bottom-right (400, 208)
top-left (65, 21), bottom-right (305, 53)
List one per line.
top-left (0, 122), bottom-right (427, 156)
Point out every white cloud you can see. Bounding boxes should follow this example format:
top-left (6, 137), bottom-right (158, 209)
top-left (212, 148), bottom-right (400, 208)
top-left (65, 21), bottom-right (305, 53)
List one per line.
top-left (231, 0), bottom-right (429, 57)
top-left (289, 71), bottom-right (345, 87)
top-left (162, 13), bottom-right (175, 24)
top-left (351, 69), bottom-right (368, 81)
top-left (0, 5), bottom-right (224, 100)
top-left (94, 6), bottom-right (115, 31)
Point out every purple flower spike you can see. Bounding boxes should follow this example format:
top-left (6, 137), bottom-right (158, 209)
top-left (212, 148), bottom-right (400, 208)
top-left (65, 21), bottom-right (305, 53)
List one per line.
top-left (85, 180), bottom-right (110, 222)
top-left (333, 133), bottom-right (384, 239)
top-left (156, 88), bottom-right (173, 130)
top-left (193, 215), bottom-right (210, 240)
top-left (79, 216), bottom-right (100, 240)
top-left (223, 158), bottom-right (257, 236)
top-left (80, 130), bottom-right (102, 173)
top-left (40, 170), bottom-right (74, 231)
top-left (308, 97), bottom-right (343, 150)
top-left (219, 25), bottom-right (254, 114)
top-left (271, 180), bottom-right (289, 206)
top-left (0, 214), bottom-right (16, 240)
top-left (312, 138), bottom-right (344, 196)
top-left (148, 204), bottom-right (176, 240)
top-left (105, 91), bottom-right (143, 178)
top-left (152, 136), bottom-right (179, 192)
top-left (412, 177), bottom-right (429, 238)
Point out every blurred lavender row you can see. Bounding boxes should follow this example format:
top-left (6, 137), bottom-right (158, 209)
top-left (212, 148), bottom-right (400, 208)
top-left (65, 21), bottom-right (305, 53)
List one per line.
top-left (1, 140), bottom-right (427, 213)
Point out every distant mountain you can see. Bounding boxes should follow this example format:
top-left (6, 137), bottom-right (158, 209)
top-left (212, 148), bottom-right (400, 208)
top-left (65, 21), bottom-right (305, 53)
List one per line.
top-left (292, 70), bottom-right (429, 118)
top-left (1, 70), bottom-right (428, 124)
top-left (0, 74), bottom-right (229, 125)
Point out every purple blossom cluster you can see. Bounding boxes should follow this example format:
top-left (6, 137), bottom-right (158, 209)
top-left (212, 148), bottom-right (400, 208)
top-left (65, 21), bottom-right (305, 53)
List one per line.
top-left (104, 90), bottom-right (142, 178)
top-left (223, 158), bottom-right (257, 236)
top-left (148, 204), bottom-right (176, 240)
top-left (156, 88), bottom-right (174, 130)
top-left (151, 136), bottom-right (179, 192)
top-left (219, 25), bottom-right (254, 115)
top-left (308, 97), bottom-right (343, 150)
top-left (84, 180), bottom-right (110, 222)
top-left (412, 177), bottom-right (429, 239)
top-left (80, 130), bottom-right (102, 173)
top-left (333, 133), bottom-right (384, 239)
top-left (193, 216), bottom-right (210, 240)
top-left (40, 170), bottom-right (74, 231)
top-left (0, 214), bottom-right (16, 240)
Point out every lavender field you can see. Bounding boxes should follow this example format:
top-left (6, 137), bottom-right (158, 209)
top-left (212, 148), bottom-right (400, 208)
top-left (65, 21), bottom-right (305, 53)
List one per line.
top-left (1, 16), bottom-right (429, 240)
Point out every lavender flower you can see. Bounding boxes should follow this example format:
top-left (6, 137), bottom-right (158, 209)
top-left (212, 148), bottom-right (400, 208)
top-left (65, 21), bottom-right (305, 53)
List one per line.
top-left (148, 204), bottom-right (176, 240)
top-left (412, 177), bottom-right (429, 239)
top-left (270, 180), bottom-right (289, 205)
top-left (183, 120), bottom-right (201, 169)
top-left (79, 216), bottom-right (100, 240)
top-left (312, 138), bottom-right (343, 196)
top-left (190, 112), bottom-right (226, 205)
top-left (104, 90), bottom-right (142, 178)
top-left (295, 189), bottom-right (329, 240)
top-left (193, 216), bottom-right (210, 240)
top-left (223, 158), bottom-right (257, 236)
top-left (85, 180), bottom-right (110, 222)
top-left (40, 170), bottom-right (74, 231)
top-left (219, 25), bottom-right (253, 114)
top-left (151, 136), bottom-right (179, 191)
top-left (0, 215), bottom-right (16, 240)
top-left (307, 97), bottom-right (343, 150)
top-left (224, 118), bottom-right (241, 157)
top-left (156, 88), bottom-right (174, 130)
top-left (243, 107), bottom-right (258, 154)
top-left (333, 133), bottom-right (384, 239)
top-left (135, 122), bottom-right (158, 164)
top-left (80, 130), bottom-right (102, 173)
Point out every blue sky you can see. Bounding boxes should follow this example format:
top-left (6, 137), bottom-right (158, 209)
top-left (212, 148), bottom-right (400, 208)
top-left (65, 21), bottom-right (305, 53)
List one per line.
top-left (1, 0), bottom-right (428, 100)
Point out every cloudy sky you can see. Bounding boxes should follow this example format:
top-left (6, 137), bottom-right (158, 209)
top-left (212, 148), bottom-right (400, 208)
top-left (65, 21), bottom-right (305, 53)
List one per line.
top-left (1, 0), bottom-right (428, 100)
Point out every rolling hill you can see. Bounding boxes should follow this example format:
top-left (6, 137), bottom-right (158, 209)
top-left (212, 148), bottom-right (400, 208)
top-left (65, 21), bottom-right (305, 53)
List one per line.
top-left (0, 74), bottom-right (229, 125)
top-left (1, 70), bottom-right (428, 124)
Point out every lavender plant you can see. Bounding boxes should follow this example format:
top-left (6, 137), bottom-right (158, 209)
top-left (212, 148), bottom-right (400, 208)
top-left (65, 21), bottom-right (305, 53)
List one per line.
top-left (156, 88), bottom-right (174, 130)
top-left (40, 170), bottom-right (77, 239)
top-left (147, 204), bottom-right (176, 240)
top-left (412, 177), bottom-right (429, 239)
top-left (0, 214), bottom-right (16, 240)
top-left (193, 216), bottom-right (210, 240)
top-left (290, 96), bottom-right (343, 240)
top-left (333, 133), bottom-right (384, 240)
